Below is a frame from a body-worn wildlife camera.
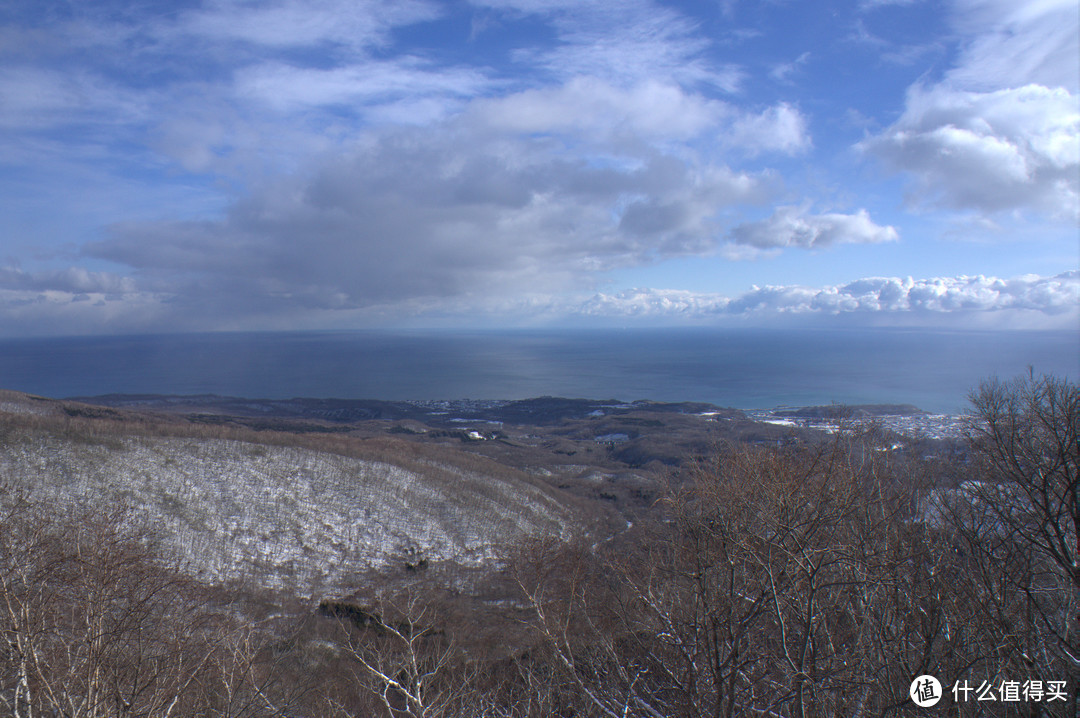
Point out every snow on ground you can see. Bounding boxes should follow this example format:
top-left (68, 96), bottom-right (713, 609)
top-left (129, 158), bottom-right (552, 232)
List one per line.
top-left (0, 433), bottom-right (575, 595)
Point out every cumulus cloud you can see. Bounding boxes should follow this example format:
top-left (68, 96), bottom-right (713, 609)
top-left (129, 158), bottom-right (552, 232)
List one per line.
top-left (475, 78), bottom-right (720, 140)
top-left (2, 266), bottom-right (1075, 335)
top-left (861, 0), bottom-right (1079, 219)
top-left (726, 103), bottom-right (810, 155)
top-left (727, 206), bottom-right (898, 249)
top-left (85, 120), bottom-right (772, 316)
top-left (805, 272), bottom-right (1080, 313)
top-left (862, 84), bottom-right (1079, 218)
top-left (576, 271), bottom-right (1080, 319)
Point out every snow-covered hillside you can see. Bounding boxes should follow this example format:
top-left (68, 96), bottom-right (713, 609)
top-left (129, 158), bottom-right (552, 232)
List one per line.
top-left (0, 417), bottom-right (579, 595)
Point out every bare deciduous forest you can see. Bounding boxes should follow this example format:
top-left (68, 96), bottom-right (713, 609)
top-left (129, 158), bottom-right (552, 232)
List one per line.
top-left (1, 373), bottom-right (1076, 717)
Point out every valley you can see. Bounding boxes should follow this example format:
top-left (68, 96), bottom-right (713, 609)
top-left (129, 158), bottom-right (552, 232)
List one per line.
top-left (1, 390), bottom-right (962, 592)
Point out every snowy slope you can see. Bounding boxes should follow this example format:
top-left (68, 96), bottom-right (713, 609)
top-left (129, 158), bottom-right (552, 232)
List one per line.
top-left (0, 425), bottom-right (578, 594)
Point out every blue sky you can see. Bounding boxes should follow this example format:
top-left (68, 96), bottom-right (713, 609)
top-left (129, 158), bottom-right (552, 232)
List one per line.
top-left (0, 0), bottom-right (1076, 335)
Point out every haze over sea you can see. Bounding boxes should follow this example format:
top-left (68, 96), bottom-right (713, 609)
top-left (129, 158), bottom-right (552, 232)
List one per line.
top-left (1, 328), bottom-right (1075, 415)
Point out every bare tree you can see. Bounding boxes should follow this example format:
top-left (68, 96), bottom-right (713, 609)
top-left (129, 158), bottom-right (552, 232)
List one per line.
top-left (951, 372), bottom-right (1079, 714)
top-left (509, 416), bottom-right (1080, 718)
top-left (0, 486), bottom-right (230, 717)
top-left (323, 588), bottom-right (479, 718)
top-left (966, 372), bottom-right (1078, 596)
top-left (512, 436), bottom-right (964, 717)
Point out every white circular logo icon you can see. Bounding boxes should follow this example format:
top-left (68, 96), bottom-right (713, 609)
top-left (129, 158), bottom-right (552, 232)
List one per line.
top-left (910, 675), bottom-right (942, 707)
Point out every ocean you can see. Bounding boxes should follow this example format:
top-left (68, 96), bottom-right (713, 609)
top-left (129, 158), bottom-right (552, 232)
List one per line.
top-left (0, 328), bottom-right (1075, 414)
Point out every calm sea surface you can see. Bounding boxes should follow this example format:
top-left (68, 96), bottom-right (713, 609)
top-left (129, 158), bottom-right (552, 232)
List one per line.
top-left (0, 328), bottom-right (1075, 414)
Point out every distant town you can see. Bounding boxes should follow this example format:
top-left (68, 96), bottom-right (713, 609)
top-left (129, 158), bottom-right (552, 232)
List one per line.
top-left (746, 406), bottom-right (970, 441)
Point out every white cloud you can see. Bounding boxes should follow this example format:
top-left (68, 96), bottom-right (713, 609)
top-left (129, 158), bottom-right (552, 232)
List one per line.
top-left (578, 287), bottom-right (728, 317)
top-left (574, 271), bottom-right (1080, 319)
top-left (726, 103), bottom-right (811, 155)
top-left (0, 287), bottom-right (168, 337)
top-left (769, 52), bottom-right (810, 83)
top-left (182, 0), bottom-right (440, 50)
top-left (0, 67), bottom-right (147, 130)
top-left (474, 0), bottom-right (741, 90)
top-left (475, 78), bottom-right (810, 155)
top-left (947, 0), bottom-right (1079, 92)
top-left (847, 18), bottom-right (943, 67)
top-left (234, 60), bottom-right (492, 112)
top-left (475, 78), bottom-right (721, 140)
top-left (3, 265), bottom-right (1075, 335)
top-left (862, 84), bottom-right (1079, 218)
top-left (861, 0), bottom-right (1080, 220)
top-left (727, 206), bottom-right (898, 249)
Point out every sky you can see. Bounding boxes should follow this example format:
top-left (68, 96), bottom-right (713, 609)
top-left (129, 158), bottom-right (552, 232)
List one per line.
top-left (0, 0), bottom-right (1077, 336)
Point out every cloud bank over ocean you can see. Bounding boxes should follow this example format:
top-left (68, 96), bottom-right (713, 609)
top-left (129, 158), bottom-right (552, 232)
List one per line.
top-left (1, 268), bottom-right (1075, 336)
top-left (578, 272), bottom-right (1080, 321)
